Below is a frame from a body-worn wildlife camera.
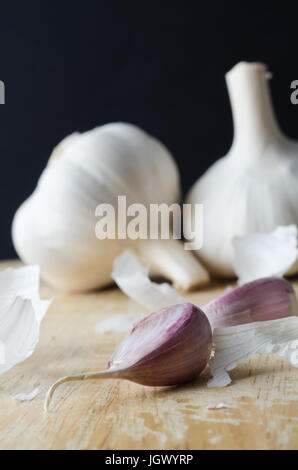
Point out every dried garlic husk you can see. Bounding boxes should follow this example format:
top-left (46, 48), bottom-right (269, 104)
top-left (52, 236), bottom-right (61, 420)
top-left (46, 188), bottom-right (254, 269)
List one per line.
top-left (208, 316), bottom-right (298, 387)
top-left (0, 265), bottom-right (51, 375)
top-left (233, 225), bottom-right (298, 284)
top-left (12, 387), bottom-right (40, 402)
top-left (111, 250), bottom-right (184, 311)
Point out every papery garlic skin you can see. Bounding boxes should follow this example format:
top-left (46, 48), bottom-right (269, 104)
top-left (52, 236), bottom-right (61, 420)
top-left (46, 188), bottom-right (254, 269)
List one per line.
top-left (186, 62), bottom-right (298, 277)
top-left (12, 387), bottom-right (40, 402)
top-left (0, 265), bottom-right (51, 375)
top-left (204, 277), bottom-right (298, 328)
top-left (208, 316), bottom-right (298, 388)
top-left (233, 225), bottom-right (298, 285)
top-left (111, 250), bottom-right (184, 311)
top-left (13, 123), bottom-right (208, 291)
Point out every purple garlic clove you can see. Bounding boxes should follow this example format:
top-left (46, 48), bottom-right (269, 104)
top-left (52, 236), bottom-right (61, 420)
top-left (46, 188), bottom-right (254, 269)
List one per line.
top-left (204, 277), bottom-right (298, 328)
top-left (107, 302), bottom-right (213, 386)
top-left (45, 302), bottom-right (213, 411)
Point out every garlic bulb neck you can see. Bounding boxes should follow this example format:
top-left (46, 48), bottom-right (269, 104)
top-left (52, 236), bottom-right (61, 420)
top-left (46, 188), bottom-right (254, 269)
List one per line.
top-left (227, 62), bottom-right (284, 157)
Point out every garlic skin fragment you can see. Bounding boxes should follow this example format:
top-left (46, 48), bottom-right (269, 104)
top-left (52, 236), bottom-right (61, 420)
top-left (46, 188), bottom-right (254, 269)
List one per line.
top-left (94, 313), bottom-right (144, 335)
top-left (208, 316), bottom-right (298, 388)
top-left (203, 277), bottom-right (298, 328)
top-left (0, 265), bottom-right (51, 375)
top-left (111, 250), bottom-right (184, 311)
top-left (186, 62), bottom-right (298, 277)
top-left (206, 403), bottom-right (227, 410)
top-left (13, 123), bottom-right (208, 292)
top-left (45, 302), bottom-right (213, 411)
top-left (233, 225), bottom-right (298, 285)
top-left (12, 387), bottom-right (40, 402)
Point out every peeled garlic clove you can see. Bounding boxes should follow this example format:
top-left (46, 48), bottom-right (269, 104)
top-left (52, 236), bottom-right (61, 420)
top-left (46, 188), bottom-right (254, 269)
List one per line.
top-left (45, 302), bottom-right (213, 411)
top-left (204, 277), bottom-right (298, 328)
top-left (13, 123), bottom-right (208, 292)
top-left (186, 62), bottom-right (298, 277)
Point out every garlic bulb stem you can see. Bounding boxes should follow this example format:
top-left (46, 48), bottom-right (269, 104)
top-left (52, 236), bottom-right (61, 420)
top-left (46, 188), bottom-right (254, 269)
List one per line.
top-left (226, 62), bottom-right (283, 155)
top-left (136, 238), bottom-right (209, 291)
top-left (44, 368), bottom-right (123, 412)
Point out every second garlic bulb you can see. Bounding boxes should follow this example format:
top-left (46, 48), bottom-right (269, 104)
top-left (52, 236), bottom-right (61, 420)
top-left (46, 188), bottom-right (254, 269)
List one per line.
top-left (186, 62), bottom-right (298, 277)
top-left (13, 123), bottom-right (209, 291)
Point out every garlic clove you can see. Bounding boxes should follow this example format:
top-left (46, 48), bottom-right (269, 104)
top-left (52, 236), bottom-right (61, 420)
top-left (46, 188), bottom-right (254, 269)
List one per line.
top-left (186, 62), bottom-right (298, 278)
top-left (107, 302), bottom-right (212, 386)
top-left (208, 316), bottom-right (298, 388)
top-left (45, 302), bottom-right (213, 411)
top-left (203, 277), bottom-right (298, 328)
top-left (233, 225), bottom-right (298, 285)
top-left (13, 123), bottom-right (209, 292)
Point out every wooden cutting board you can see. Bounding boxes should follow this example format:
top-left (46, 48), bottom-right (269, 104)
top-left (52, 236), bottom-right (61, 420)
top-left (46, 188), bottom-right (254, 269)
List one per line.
top-left (0, 259), bottom-right (297, 450)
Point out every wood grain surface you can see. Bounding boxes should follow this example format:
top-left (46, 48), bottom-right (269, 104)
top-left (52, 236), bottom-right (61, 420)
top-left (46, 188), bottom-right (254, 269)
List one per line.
top-left (0, 260), bottom-right (297, 450)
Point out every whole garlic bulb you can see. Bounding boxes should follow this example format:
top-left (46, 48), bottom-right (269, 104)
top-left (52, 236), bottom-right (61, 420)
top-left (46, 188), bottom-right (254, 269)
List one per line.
top-left (186, 62), bottom-right (298, 277)
top-left (13, 123), bottom-right (209, 291)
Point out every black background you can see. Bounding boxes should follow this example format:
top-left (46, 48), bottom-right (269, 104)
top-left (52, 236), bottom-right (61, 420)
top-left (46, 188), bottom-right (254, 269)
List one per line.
top-left (0, 1), bottom-right (297, 259)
